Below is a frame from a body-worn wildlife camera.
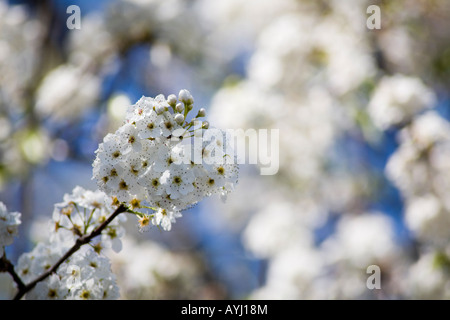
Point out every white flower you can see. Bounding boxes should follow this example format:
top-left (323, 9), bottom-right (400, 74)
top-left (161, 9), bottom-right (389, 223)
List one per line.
top-left (405, 194), bottom-right (450, 244)
top-left (151, 143), bottom-right (173, 173)
top-left (158, 112), bottom-right (179, 137)
top-left (219, 182), bottom-right (235, 202)
top-left (121, 153), bottom-right (147, 195)
top-left (96, 133), bottom-right (129, 165)
top-left (65, 264), bottom-right (83, 288)
top-left (242, 201), bottom-right (314, 258)
top-left (58, 249), bottom-right (119, 300)
top-left (101, 224), bottom-right (125, 253)
top-left (83, 250), bottom-right (115, 280)
top-left (254, 245), bottom-right (324, 299)
top-left (405, 110), bottom-right (450, 150)
top-left (117, 122), bottom-right (143, 153)
top-left (49, 186), bottom-right (127, 252)
top-left (407, 251), bottom-right (450, 299)
top-left (137, 168), bottom-right (165, 197)
top-left (99, 277), bottom-right (121, 300)
top-left (368, 74), bottom-right (436, 130)
top-left (92, 161), bottom-right (125, 194)
top-left (68, 278), bottom-right (103, 300)
top-left (16, 242), bottom-right (65, 284)
top-left (126, 96), bottom-right (156, 122)
top-left (161, 164), bottom-right (195, 200)
top-left (321, 212), bottom-right (398, 267)
top-left (114, 178), bottom-right (134, 203)
top-left (0, 202), bottom-right (21, 256)
top-left (135, 109), bottom-right (160, 139)
top-left (153, 208), bottom-right (182, 231)
top-left (26, 274), bottom-right (67, 300)
top-left (386, 111), bottom-right (450, 198)
top-left (35, 64), bottom-right (100, 120)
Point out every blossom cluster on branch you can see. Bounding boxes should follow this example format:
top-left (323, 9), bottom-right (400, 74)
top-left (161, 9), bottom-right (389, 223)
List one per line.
top-left (0, 90), bottom-right (238, 299)
top-left (93, 90), bottom-right (238, 232)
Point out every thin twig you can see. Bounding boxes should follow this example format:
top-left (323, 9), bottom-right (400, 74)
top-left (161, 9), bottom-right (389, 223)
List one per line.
top-left (13, 203), bottom-right (127, 300)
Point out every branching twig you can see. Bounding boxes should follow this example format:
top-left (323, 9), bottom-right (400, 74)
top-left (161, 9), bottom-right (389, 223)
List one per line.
top-left (12, 203), bottom-right (127, 300)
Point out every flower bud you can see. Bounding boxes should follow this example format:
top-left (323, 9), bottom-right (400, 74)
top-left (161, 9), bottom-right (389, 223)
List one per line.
top-left (179, 89), bottom-right (193, 105)
top-left (175, 102), bottom-right (184, 113)
top-left (155, 104), bottom-right (166, 115)
top-left (197, 108), bottom-right (206, 117)
top-left (174, 114), bottom-right (185, 125)
top-left (167, 94), bottom-right (177, 106)
top-left (201, 121), bottom-right (209, 129)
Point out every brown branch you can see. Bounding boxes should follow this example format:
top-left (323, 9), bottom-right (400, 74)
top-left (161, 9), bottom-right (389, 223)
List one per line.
top-left (13, 203), bottom-right (127, 300)
top-left (0, 253), bottom-right (26, 292)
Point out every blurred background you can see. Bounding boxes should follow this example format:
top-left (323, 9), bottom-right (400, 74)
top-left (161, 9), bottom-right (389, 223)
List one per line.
top-left (1, 0), bottom-right (450, 299)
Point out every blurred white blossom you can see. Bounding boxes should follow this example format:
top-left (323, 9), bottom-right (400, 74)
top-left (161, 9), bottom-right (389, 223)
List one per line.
top-left (368, 74), bottom-right (436, 130)
top-left (36, 65), bottom-right (101, 120)
top-left (0, 202), bottom-right (21, 258)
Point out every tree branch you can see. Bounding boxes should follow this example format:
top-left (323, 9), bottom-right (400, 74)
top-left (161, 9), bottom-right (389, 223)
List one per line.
top-left (12, 203), bottom-right (127, 300)
top-left (0, 253), bottom-right (26, 292)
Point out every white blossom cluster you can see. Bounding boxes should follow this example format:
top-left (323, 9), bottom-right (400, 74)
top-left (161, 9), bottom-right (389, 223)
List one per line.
top-left (386, 111), bottom-right (450, 251)
top-left (0, 0), bottom-right (49, 187)
top-left (0, 0), bottom-right (43, 114)
top-left (50, 186), bottom-right (126, 252)
top-left (0, 202), bottom-right (21, 258)
top-left (406, 251), bottom-right (450, 299)
top-left (368, 74), bottom-right (436, 130)
top-left (17, 245), bottom-right (119, 300)
top-left (92, 90), bottom-right (238, 231)
top-left (35, 64), bottom-right (101, 120)
top-left (14, 186), bottom-right (123, 300)
top-left (386, 111), bottom-right (450, 199)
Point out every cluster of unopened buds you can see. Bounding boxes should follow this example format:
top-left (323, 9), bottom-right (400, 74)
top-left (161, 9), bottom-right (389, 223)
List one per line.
top-left (93, 89), bottom-right (239, 231)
